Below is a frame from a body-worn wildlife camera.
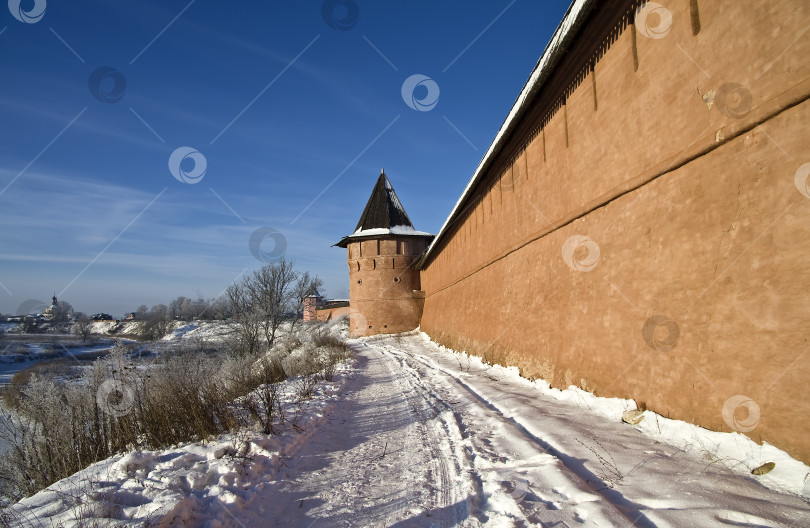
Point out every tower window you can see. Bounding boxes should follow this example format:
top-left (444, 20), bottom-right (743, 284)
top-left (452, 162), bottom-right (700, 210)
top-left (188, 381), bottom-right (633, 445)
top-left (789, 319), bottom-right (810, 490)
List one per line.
top-left (357, 279), bottom-right (362, 285)
top-left (393, 277), bottom-right (401, 283)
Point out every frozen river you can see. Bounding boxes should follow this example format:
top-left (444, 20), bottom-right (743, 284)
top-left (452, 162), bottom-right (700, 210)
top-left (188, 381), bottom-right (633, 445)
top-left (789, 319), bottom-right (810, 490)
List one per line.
top-left (0, 340), bottom-right (116, 456)
top-left (0, 342), bottom-right (114, 387)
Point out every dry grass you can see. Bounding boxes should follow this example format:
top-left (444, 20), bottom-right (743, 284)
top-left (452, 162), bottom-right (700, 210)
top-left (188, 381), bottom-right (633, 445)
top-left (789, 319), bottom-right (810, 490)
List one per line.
top-left (0, 323), bottom-right (354, 505)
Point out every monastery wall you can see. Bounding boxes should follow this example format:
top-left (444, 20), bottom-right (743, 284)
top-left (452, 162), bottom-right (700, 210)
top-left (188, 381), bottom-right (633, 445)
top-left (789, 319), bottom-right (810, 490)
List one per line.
top-left (419, 0), bottom-right (810, 462)
top-left (315, 305), bottom-right (352, 322)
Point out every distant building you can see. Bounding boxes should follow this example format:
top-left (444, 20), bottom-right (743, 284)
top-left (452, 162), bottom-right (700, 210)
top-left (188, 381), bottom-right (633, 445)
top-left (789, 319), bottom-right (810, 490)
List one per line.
top-left (41, 294), bottom-right (58, 321)
top-left (302, 292), bottom-right (322, 322)
top-left (303, 290), bottom-right (350, 323)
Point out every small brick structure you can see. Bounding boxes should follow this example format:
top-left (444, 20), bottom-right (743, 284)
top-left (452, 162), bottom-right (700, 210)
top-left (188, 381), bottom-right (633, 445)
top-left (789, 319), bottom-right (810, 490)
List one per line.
top-left (302, 294), bottom-right (321, 322)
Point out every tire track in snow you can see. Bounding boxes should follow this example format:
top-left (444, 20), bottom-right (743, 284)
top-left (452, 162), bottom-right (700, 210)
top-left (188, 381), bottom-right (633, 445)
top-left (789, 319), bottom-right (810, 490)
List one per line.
top-left (233, 342), bottom-right (475, 527)
top-left (381, 339), bottom-right (654, 527)
top-left (373, 342), bottom-right (474, 526)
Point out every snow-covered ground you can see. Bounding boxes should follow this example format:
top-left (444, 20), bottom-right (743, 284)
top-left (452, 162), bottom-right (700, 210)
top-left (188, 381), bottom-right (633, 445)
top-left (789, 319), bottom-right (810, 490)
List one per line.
top-left (5, 332), bottom-right (810, 526)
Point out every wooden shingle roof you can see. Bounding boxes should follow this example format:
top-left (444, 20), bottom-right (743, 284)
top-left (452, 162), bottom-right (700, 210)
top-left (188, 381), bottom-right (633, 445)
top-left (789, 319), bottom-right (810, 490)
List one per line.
top-left (334, 171), bottom-right (433, 248)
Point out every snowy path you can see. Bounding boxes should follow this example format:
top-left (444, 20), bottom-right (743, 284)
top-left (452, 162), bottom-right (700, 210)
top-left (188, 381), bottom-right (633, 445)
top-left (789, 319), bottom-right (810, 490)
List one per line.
top-left (236, 334), bottom-right (810, 527)
top-left (233, 342), bottom-right (473, 527)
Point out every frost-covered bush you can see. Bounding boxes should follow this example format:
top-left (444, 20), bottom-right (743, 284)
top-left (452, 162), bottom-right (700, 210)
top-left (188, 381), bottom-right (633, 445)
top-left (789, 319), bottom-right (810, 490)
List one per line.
top-left (0, 376), bottom-right (104, 500)
top-left (245, 361), bottom-right (286, 436)
top-left (0, 347), bottom-right (240, 501)
top-left (135, 352), bottom-right (237, 447)
top-left (0, 322), bottom-right (354, 503)
top-left (134, 317), bottom-right (173, 341)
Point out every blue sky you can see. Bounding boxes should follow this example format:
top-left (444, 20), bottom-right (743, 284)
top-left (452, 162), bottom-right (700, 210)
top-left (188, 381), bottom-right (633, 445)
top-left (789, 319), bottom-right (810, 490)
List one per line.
top-left (0, 0), bottom-right (570, 317)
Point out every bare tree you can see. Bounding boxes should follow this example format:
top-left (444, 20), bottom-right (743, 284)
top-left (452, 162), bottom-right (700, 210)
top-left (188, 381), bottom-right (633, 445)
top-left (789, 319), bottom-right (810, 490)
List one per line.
top-left (208, 296), bottom-right (231, 321)
top-left (169, 296), bottom-right (188, 320)
top-left (52, 301), bottom-right (74, 323)
top-left (225, 281), bottom-right (263, 355)
top-left (20, 316), bottom-right (38, 334)
top-left (224, 258), bottom-right (306, 353)
top-left (250, 258), bottom-right (298, 347)
top-left (72, 316), bottom-right (92, 343)
top-left (137, 304), bottom-right (172, 340)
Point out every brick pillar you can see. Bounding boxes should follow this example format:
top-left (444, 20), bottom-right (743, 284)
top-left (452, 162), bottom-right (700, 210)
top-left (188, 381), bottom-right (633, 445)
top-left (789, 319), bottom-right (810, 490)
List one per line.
top-left (303, 296), bottom-right (319, 322)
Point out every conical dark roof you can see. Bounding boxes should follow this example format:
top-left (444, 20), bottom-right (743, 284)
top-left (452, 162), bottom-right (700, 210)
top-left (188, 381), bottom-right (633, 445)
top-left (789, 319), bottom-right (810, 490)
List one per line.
top-left (354, 172), bottom-right (413, 231)
top-left (334, 171), bottom-right (433, 248)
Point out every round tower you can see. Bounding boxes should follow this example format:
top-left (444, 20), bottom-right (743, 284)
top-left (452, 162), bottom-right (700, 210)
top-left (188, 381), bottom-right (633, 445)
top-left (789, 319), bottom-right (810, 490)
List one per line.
top-left (335, 171), bottom-right (434, 337)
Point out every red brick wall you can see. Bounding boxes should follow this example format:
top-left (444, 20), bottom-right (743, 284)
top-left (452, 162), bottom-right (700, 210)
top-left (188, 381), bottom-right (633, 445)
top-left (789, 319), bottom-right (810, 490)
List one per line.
top-left (315, 305), bottom-right (352, 322)
top-left (419, 0), bottom-right (810, 463)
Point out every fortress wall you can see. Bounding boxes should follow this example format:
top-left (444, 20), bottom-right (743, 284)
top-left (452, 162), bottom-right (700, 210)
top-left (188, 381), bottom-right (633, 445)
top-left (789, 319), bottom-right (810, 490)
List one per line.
top-left (419, 0), bottom-right (810, 462)
top-left (315, 305), bottom-right (352, 322)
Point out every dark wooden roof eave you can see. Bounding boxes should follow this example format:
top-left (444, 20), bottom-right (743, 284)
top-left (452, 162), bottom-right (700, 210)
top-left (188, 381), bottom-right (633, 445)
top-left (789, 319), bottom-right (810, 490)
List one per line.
top-left (418, 0), bottom-right (638, 270)
top-left (334, 232), bottom-right (435, 249)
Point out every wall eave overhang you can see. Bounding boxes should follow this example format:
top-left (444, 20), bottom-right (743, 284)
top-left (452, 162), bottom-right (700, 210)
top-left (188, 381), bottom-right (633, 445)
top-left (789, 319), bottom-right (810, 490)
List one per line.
top-left (416, 0), bottom-right (637, 270)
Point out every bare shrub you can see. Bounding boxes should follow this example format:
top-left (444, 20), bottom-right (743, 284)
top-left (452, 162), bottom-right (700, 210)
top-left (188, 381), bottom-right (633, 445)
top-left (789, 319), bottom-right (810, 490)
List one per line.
top-left (294, 373), bottom-right (319, 400)
top-left (0, 376), bottom-right (105, 500)
top-left (312, 329), bottom-right (350, 352)
top-left (220, 354), bottom-right (260, 397)
top-left (247, 381), bottom-right (283, 435)
top-left (312, 328), bottom-right (353, 382)
top-left (277, 332), bottom-right (303, 357)
top-left (0, 322), bottom-right (353, 503)
top-left (134, 317), bottom-right (172, 341)
top-left (0, 346), bottom-right (248, 502)
top-left (72, 317), bottom-right (93, 343)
